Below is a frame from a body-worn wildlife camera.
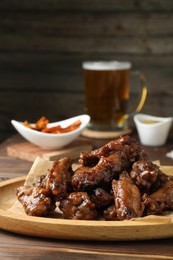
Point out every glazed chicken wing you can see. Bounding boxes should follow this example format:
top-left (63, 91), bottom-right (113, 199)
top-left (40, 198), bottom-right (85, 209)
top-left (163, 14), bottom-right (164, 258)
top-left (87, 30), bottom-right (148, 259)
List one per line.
top-left (90, 187), bottom-right (114, 208)
top-left (59, 191), bottom-right (97, 220)
top-left (72, 136), bottom-right (142, 192)
top-left (17, 157), bottom-right (73, 216)
top-left (142, 180), bottom-right (173, 215)
top-left (104, 204), bottom-right (118, 220)
top-left (71, 153), bottom-right (123, 191)
top-left (16, 186), bottom-right (56, 216)
top-left (79, 135), bottom-right (141, 166)
top-left (150, 171), bottom-right (173, 193)
top-left (42, 157), bottom-right (73, 201)
top-left (130, 160), bottom-right (159, 193)
top-left (112, 172), bottom-right (144, 220)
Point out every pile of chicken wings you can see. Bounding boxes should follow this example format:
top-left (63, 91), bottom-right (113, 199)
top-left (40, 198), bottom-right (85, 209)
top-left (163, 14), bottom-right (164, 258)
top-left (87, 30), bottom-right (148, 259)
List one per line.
top-left (16, 135), bottom-right (173, 220)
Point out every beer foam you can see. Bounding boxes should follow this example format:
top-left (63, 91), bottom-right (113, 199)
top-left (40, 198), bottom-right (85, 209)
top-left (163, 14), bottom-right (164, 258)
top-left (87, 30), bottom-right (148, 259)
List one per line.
top-left (82, 61), bottom-right (132, 70)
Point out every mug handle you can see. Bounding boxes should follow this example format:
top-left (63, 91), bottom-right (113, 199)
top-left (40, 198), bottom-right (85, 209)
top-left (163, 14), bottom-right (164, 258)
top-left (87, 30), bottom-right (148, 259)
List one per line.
top-left (135, 73), bottom-right (147, 113)
top-left (123, 72), bottom-right (147, 121)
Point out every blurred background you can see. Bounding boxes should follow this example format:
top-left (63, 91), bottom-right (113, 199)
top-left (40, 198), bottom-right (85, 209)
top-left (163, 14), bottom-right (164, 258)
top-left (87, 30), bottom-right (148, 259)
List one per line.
top-left (0, 0), bottom-right (173, 141)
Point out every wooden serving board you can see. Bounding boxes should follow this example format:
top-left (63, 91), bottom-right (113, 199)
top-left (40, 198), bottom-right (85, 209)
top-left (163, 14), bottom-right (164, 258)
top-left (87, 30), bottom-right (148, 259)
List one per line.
top-left (0, 172), bottom-right (173, 241)
top-left (6, 135), bottom-right (93, 162)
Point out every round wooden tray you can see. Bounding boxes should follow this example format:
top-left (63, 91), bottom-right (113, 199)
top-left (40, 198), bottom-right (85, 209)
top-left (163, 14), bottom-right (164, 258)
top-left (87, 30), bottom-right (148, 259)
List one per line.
top-left (0, 174), bottom-right (173, 241)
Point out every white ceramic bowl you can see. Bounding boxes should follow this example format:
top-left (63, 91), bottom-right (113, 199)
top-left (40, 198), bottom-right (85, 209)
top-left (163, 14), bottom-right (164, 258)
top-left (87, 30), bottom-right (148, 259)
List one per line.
top-left (11, 114), bottom-right (90, 150)
top-left (133, 113), bottom-right (173, 146)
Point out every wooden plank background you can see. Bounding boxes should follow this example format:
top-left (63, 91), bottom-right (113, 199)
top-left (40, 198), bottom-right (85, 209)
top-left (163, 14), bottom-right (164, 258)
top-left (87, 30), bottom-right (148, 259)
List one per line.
top-left (0, 0), bottom-right (173, 139)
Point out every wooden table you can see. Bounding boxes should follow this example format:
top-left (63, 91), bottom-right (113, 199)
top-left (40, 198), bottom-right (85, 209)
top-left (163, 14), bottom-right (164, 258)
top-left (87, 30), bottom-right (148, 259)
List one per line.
top-left (0, 133), bottom-right (173, 259)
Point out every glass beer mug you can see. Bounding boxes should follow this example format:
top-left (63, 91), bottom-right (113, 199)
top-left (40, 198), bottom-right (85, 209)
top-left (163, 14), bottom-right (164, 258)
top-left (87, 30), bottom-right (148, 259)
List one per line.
top-left (82, 61), bottom-right (147, 131)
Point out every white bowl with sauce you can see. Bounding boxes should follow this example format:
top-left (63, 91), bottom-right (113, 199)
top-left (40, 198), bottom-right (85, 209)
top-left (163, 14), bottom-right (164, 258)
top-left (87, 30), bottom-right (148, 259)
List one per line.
top-left (11, 114), bottom-right (90, 150)
top-left (133, 114), bottom-right (173, 146)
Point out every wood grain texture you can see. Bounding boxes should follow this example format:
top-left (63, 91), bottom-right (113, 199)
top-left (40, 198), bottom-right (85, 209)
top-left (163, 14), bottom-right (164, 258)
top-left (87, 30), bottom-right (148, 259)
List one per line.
top-left (1, 0), bottom-right (173, 11)
top-left (6, 138), bottom-right (92, 162)
top-left (0, 0), bottom-right (172, 136)
top-left (0, 230), bottom-right (172, 260)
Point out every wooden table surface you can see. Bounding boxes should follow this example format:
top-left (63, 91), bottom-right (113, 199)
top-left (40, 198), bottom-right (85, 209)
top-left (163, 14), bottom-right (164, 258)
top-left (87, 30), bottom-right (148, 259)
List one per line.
top-left (0, 132), bottom-right (173, 260)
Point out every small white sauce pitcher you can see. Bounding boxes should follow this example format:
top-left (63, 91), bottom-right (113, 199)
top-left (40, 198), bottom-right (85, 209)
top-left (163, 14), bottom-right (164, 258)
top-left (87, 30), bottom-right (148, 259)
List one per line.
top-left (133, 113), bottom-right (173, 146)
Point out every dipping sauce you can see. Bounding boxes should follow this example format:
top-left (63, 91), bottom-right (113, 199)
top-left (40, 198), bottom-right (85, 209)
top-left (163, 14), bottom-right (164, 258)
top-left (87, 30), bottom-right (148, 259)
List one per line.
top-left (141, 120), bottom-right (160, 124)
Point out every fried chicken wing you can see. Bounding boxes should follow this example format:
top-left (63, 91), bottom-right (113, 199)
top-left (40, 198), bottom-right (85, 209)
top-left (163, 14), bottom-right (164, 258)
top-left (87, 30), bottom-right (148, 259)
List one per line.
top-left (71, 153), bottom-right (123, 191)
top-left (16, 186), bottom-right (56, 216)
top-left (130, 160), bottom-right (159, 193)
top-left (142, 180), bottom-right (173, 215)
top-left (59, 192), bottom-right (97, 220)
top-left (72, 136), bottom-right (142, 192)
top-left (112, 172), bottom-right (144, 220)
top-left (104, 204), bottom-right (118, 220)
top-left (90, 187), bottom-right (114, 208)
top-left (43, 157), bottom-right (73, 201)
top-left (16, 157), bottom-right (73, 217)
top-left (150, 171), bottom-right (173, 193)
top-left (79, 135), bottom-right (141, 167)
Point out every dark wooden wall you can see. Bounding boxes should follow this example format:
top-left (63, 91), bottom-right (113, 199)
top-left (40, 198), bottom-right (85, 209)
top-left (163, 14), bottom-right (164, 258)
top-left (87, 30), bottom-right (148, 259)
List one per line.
top-left (0, 0), bottom-right (173, 138)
